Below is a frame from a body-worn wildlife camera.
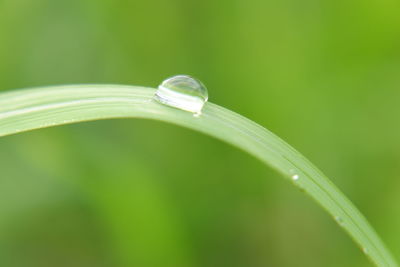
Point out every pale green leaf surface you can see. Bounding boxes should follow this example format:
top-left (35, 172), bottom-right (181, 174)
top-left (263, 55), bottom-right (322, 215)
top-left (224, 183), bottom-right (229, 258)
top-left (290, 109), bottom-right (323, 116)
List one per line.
top-left (0, 85), bottom-right (397, 267)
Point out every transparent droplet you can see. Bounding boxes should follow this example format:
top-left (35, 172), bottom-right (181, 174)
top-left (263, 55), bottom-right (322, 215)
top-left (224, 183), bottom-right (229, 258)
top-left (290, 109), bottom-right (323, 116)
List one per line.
top-left (292, 174), bottom-right (299, 181)
top-left (154, 75), bottom-right (208, 114)
top-left (335, 216), bottom-right (345, 226)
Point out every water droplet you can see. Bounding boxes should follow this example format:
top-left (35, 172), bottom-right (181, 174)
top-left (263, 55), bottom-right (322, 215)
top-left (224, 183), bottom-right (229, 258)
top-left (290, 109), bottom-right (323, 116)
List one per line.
top-left (292, 174), bottom-right (299, 181)
top-left (154, 75), bottom-right (208, 115)
top-left (334, 216), bottom-right (345, 226)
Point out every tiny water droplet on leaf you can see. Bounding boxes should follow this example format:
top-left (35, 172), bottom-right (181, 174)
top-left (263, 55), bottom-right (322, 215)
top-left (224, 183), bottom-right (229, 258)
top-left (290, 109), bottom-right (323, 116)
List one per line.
top-left (154, 75), bottom-right (208, 115)
top-left (335, 216), bottom-right (345, 226)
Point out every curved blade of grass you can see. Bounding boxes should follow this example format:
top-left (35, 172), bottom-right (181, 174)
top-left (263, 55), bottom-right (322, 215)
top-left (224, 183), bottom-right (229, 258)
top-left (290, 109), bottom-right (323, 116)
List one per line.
top-left (0, 84), bottom-right (397, 267)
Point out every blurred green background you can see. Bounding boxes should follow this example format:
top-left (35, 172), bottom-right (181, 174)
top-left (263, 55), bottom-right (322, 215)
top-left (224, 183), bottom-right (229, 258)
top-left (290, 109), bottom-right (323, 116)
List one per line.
top-left (0, 0), bottom-right (399, 266)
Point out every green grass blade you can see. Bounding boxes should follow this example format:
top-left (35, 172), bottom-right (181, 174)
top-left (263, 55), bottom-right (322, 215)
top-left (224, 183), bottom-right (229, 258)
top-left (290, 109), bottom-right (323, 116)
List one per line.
top-left (0, 84), bottom-right (397, 267)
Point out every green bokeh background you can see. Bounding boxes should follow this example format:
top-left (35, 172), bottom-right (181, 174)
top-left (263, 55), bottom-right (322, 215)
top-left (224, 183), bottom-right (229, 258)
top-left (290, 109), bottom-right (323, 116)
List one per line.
top-left (0, 0), bottom-right (399, 266)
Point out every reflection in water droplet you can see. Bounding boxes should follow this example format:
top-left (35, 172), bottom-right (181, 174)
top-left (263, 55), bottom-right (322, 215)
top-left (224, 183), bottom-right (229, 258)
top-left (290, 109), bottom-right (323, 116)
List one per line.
top-left (292, 174), bottom-right (299, 181)
top-left (154, 75), bottom-right (208, 114)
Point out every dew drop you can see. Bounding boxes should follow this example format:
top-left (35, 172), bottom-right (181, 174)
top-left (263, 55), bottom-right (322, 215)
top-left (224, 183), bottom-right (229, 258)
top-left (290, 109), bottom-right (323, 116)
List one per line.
top-left (334, 216), bottom-right (345, 226)
top-left (292, 174), bottom-right (299, 181)
top-left (154, 75), bottom-right (208, 115)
